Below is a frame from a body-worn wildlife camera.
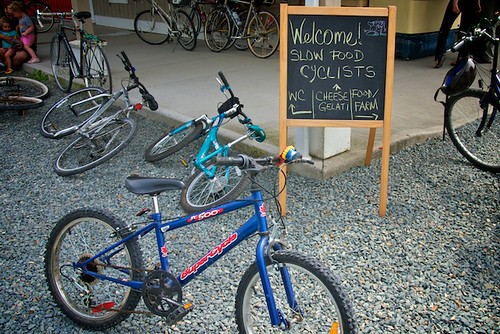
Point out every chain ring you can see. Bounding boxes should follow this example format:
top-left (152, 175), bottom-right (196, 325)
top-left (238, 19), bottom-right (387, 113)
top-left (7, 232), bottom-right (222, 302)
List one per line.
top-left (142, 270), bottom-right (183, 317)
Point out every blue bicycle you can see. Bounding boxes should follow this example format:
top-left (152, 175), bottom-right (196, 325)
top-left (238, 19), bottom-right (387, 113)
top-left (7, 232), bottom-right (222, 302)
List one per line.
top-left (44, 147), bottom-right (357, 333)
top-left (144, 71), bottom-right (267, 212)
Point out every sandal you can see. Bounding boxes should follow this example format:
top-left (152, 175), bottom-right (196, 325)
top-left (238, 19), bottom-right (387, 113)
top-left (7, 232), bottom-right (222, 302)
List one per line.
top-left (5, 68), bottom-right (13, 74)
top-left (27, 58), bottom-right (40, 64)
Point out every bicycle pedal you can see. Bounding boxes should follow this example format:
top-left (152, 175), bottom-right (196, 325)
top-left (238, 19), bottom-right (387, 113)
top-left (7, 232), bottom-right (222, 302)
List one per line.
top-left (166, 302), bottom-right (194, 324)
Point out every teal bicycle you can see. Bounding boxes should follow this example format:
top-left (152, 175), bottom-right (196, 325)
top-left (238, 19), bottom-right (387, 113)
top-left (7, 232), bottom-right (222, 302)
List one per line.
top-left (144, 71), bottom-right (266, 213)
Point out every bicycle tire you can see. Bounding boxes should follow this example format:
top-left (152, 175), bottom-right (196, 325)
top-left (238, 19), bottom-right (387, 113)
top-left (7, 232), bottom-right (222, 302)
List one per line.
top-left (233, 10), bottom-right (249, 51)
top-left (83, 43), bottom-right (113, 93)
top-left (144, 120), bottom-right (204, 162)
top-left (54, 117), bottom-right (137, 176)
top-left (235, 250), bottom-right (357, 333)
top-left (134, 9), bottom-right (171, 45)
top-left (175, 9), bottom-right (197, 51)
top-left (445, 89), bottom-right (499, 173)
top-left (247, 11), bottom-right (279, 59)
top-left (0, 75), bottom-right (49, 99)
top-left (50, 34), bottom-right (73, 92)
top-left (0, 96), bottom-right (43, 110)
top-left (40, 87), bottom-right (108, 139)
top-left (204, 8), bottom-right (231, 52)
top-left (188, 4), bottom-right (202, 36)
top-left (180, 160), bottom-right (250, 213)
top-left (25, 1), bottom-right (54, 33)
top-left (45, 208), bottom-right (143, 330)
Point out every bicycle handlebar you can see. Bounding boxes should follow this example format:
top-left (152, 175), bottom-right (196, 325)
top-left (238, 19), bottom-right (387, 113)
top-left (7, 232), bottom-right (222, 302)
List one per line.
top-left (218, 71), bottom-right (234, 98)
top-left (214, 146), bottom-right (314, 170)
top-left (451, 25), bottom-right (499, 52)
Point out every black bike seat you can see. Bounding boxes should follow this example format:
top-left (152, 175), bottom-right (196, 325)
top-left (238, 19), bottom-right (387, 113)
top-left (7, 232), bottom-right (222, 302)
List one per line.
top-left (75, 11), bottom-right (92, 21)
top-left (125, 175), bottom-right (185, 195)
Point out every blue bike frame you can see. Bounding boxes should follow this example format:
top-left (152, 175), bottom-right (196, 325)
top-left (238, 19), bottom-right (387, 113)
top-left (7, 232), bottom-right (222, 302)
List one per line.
top-left (74, 188), bottom-right (296, 327)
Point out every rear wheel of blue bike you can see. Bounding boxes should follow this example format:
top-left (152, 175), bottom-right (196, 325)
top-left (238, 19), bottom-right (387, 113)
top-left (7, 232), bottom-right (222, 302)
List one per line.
top-left (54, 117), bottom-right (137, 176)
top-left (180, 161), bottom-right (250, 213)
top-left (40, 87), bottom-right (108, 139)
top-left (235, 250), bottom-right (357, 333)
top-left (144, 121), bottom-right (204, 162)
top-left (45, 209), bottom-right (143, 330)
top-left (50, 34), bottom-right (73, 92)
top-left (445, 89), bottom-right (500, 173)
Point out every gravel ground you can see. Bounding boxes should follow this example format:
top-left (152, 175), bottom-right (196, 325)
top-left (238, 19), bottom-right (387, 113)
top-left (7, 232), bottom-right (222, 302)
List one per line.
top-left (0, 75), bottom-right (498, 334)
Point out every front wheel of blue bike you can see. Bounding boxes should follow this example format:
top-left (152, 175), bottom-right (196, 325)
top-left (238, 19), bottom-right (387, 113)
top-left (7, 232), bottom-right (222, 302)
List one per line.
top-left (235, 250), bottom-right (357, 333)
top-left (45, 208), bottom-right (143, 330)
top-left (180, 162), bottom-right (250, 213)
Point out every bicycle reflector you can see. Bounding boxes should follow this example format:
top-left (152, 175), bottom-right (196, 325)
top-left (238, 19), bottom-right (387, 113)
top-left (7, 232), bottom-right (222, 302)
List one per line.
top-left (135, 103), bottom-right (143, 110)
top-left (280, 146), bottom-right (299, 162)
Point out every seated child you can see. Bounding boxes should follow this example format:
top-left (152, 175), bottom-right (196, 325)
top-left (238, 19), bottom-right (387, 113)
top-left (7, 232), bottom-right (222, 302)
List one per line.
top-left (0, 17), bottom-right (20, 74)
top-left (8, 1), bottom-right (39, 64)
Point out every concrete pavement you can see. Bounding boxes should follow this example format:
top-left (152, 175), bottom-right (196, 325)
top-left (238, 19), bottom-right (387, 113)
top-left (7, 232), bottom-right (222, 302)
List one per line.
top-left (24, 24), bottom-right (455, 178)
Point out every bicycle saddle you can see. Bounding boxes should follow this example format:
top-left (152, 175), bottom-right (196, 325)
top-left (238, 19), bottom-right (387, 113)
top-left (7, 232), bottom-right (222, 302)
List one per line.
top-left (125, 175), bottom-right (185, 195)
top-left (75, 11), bottom-right (92, 21)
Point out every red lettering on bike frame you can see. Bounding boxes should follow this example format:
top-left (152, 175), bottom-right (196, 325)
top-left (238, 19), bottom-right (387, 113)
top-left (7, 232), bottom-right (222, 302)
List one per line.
top-left (259, 203), bottom-right (266, 217)
top-left (187, 208), bottom-right (224, 223)
top-left (180, 232), bottom-right (238, 280)
top-left (161, 244), bottom-right (168, 257)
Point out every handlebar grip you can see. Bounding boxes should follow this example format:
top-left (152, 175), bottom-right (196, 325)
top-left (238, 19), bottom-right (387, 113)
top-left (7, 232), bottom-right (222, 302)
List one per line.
top-left (218, 71), bottom-right (234, 97)
top-left (214, 156), bottom-right (245, 167)
top-left (451, 37), bottom-right (466, 52)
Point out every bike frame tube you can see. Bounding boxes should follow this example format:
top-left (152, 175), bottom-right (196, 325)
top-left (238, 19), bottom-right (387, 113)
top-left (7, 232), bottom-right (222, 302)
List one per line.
top-left (74, 187), bottom-right (289, 327)
top-left (75, 190), bottom-right (264, 287)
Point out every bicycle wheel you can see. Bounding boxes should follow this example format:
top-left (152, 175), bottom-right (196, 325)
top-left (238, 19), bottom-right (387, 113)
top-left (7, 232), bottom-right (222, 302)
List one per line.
top-left (54, 117), bottom-right (137, 176)
top-left (188, 4), bottom-right (202, 36)
top-left (50, 34), bottom-right (73, 92)
top-left (144, 120), bottom-right (204, 162)
top-left (204, 8), bottom-right (231, 52)
top-left (445, 89), bottom-right (500, 173)
top-left (0, 75), bottom-right (49, 99)
top-left (175, 10), bottom-right (197, 51)
top-left (25, 1), bottom-right (54, 33)
top-left (233, 10), bottom-right (249, 51)
top-left (0, 96), bottom-right (43, 110)
top-left (247, 11), bottom-right (279, 59)
top-left (83, 43), bottom-right (113, 93)
top-left (134, 9), bottom-right (171, 45)
top-left (235, 250), bottom-right (357, 333)
top-left (180, 160), bottom-right (250, 213)
top-left (40, 87), bottom-right (107, 139)
top-left (45, 208), bottom-right (143, 329)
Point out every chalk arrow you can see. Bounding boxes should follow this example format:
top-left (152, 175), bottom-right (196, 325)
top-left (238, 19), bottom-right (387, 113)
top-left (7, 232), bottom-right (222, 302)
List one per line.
top-left (332, 84), bottom-right (341, 91)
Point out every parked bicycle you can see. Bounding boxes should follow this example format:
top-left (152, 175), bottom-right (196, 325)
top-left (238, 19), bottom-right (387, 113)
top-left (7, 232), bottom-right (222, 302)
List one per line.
top-left (39, 51), bottom-right (158, 176)
top-left (178, 0), bottom-right (216, 36)
top-left (37, 10), bottom-right (112, 93)
top-left (0, 75), bottom-right (49, 110)
top-left (44, 146), bottom-right (357, 333)
top-left (435, 15), bottom-right (499, 173)
top-left (144, 71), bottom-right (266, 213)
top-left (134, 0), bottom-right (197, 51)
top-left (204, 0), bottom-right (279, 58)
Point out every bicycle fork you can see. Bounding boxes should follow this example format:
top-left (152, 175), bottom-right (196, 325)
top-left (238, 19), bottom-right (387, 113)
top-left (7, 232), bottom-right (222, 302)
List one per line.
top-left (255, 237), bottom-right (300, 330)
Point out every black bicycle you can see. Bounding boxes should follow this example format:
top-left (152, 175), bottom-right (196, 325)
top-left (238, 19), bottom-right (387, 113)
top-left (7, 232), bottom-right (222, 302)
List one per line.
top-left (436, 16), bottom-right (499, 173)
top-left (38, 10), bottom-right (112, 93)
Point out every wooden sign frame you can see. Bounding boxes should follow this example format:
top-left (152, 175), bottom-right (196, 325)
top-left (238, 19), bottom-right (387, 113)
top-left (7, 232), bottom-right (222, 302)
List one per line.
top-left (279, 4), bottom-right (396, 217)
